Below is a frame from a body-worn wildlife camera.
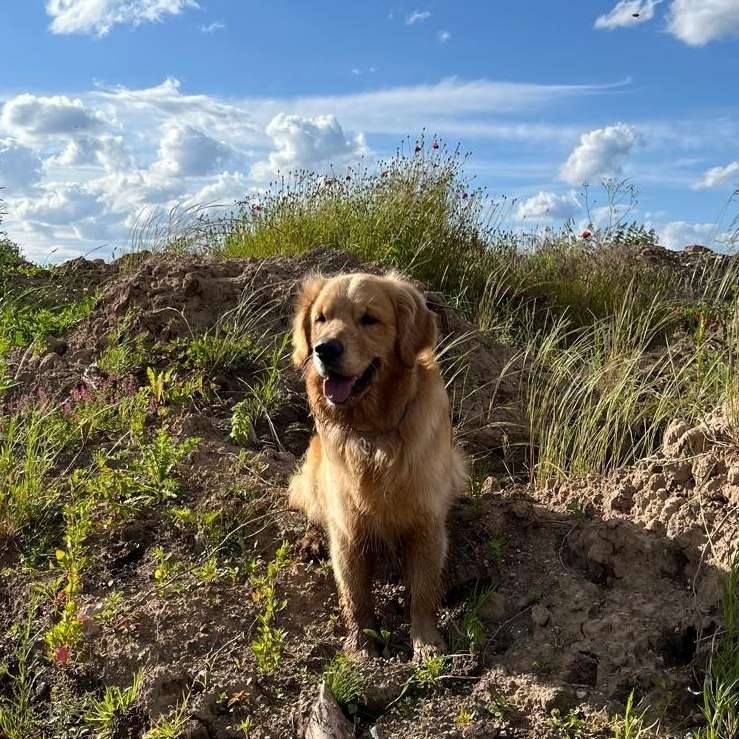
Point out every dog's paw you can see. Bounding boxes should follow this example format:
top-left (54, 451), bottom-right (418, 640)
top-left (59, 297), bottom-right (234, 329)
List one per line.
top-left (411, 626), bottom-right (447, 662)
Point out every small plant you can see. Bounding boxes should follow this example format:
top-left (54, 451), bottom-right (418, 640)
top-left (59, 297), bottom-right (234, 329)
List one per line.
top-left (96, 591), bottom-right (124, 625)
top-left (250, 543), bottom-right (291, 673)
top-left (362, 627), bottom-right (393, 657)
top-left (84, 670), bottom-right (144, 739)
top-left (613, 690), bottom-right (657, 738)
top-left (0, 597), bottom-right (42, 739)
top-left (414, 654), bottom-right (446, 689)
top-left (323, 655), bottom-right (365, 716)
top-left (455, 706), bottom-right (475, 725)
top-left (547, 708), bottom-right (589, 739)
top-left (486, 689), bottom-right (511, 720)
top-left (152, 546), bottom-right (183, 598)
top-left (452, 585), bottom-right (497, 654)
top-left (137, 427), bottom-right (200, 502)
top-left (144, 691), bottom-right (191, 739)
top-left (45, 501), bottom-right (92, 664)
top-left (230, 333), bottom-right (289, 446)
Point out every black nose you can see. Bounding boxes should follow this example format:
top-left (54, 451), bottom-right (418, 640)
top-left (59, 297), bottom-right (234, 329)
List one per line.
top-left (315, 340), bottom-right (344, 364)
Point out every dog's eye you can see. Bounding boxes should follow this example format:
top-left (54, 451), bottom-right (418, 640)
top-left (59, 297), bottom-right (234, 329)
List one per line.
top-left (360, 313), bottom-right (379, 326)
top-left (314, 313), bottom-right (326, 324)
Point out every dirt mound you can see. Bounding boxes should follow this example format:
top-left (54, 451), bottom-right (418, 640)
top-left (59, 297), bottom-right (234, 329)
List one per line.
top-left (3, 249), bottom-right (738, 738)
top-left (15, 248), bottom-right (525, 465)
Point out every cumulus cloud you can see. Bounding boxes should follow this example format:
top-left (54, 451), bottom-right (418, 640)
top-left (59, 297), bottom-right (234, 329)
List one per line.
top-left (13, 183), bottom-right (103, 225)
top-left (595, 0), bottom-right (662, 29)
top-left (667, 0), bottom-right (739, 45)
top-left (560, 123), bottom-right (639, 185)
top-left (515, 190), bottom-right (580, 222)
top-left (406, 10), bottom-right (431, 24)
top-left (46, 0), bottom-right (199, 37)
top-left (695, 159), bottom-right (739, 189)
top-left (151, 124), bottom-right (239, 177)
top-left (251, 114), bottom-right (368, 180)
top-left (0, 93), bottom-right (106, 144)
top-left (0, 139), bottom-right (43, 195)
top-left (46, 135), bottom-right (133, 172)
top-left (659, 220), bottom-right (718, 249)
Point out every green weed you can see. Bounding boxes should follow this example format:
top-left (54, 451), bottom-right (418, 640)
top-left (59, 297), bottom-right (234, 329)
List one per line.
top-left (84, 669), bottom-right (144, 739)
top-left (323, 654), bottom-right (366, 716)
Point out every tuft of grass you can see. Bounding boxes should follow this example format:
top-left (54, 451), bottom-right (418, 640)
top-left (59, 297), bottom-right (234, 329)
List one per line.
top-left (613, 690), bottom-right (658, 738)
top-left (696, 556), bottom-right (739, 739)
top-left (0, 597), bottom-right (42, 739)
top-left (84, 669), bottom-right (144, 739)
top-left (144, 691), bottom-right (191, 739)
top-left (323, 655), bottom-right (366, 716)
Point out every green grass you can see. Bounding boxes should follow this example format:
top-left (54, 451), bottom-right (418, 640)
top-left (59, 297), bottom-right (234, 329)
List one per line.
top-left (323, 654), bottom-right (366, 716)
top-left (84, 669), bottom-right (144, 739)
top-left (696, 557), bottom-right (739, 739)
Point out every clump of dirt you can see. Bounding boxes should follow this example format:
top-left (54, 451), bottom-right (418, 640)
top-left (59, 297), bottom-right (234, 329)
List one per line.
top-left (1, 247), bottom-right (737, 738)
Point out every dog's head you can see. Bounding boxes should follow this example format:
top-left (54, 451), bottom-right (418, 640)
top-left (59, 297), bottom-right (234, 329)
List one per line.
top-left (291, 272), bottom-right (437, 408)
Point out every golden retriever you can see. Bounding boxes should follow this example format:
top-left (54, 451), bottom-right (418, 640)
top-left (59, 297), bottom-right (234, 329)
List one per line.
top-left (288, 271), bottom-right (466, 658)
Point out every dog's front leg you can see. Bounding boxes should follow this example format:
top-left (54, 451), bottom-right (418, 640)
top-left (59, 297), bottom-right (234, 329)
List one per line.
top-left (328, 529), bottom-right (376, 655)
top-left (404, 524), bottom-right (448, 660)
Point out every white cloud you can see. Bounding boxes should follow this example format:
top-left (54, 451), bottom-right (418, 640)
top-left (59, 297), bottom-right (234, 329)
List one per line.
top-left (659, 220), bottom-right (718, 249)
top-left (406, 10), bottom-right (431, 25)
top-left (515, 190), bottom-right (580, 222)
top-left (13, 183), bottom-right (103, 225)
top-left (199, 20), bottom-right (224, 33)
top-left (560, 123), bottom-right (639, 185)
top-left (595, 0), bottom-right (662, 29)
top-left (667, 0), bottom-right (739, 45)
top-left (151, 123), bottom-right (239, 177)
top-left (695, 159), bottom-right (739, 189)
top-left (46, 0), bottom-right (199, 37)
top-left (0, 93), bottom-right (106, 144)
top-left (437, 30), bottom-right (451, 43)
top-left (251, 113), bottom-right (369, 180)
top-left (0, 139), bottom-right (43, 195)
top-left (45, 135), bottom-right (132, 172)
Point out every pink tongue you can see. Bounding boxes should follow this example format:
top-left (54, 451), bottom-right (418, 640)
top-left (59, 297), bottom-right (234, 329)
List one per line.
top-left (323, 375), bottom-right (356, 404)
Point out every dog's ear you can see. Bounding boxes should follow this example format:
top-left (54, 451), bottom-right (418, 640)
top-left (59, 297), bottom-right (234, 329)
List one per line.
top-left (392, 276), bottom-right (438, 368)
top-left (292, 274), bottom-right (326, 368)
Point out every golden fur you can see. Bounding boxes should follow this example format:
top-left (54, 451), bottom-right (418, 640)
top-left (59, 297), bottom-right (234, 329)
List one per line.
top-left (288, 272), bottom-right (466, 657)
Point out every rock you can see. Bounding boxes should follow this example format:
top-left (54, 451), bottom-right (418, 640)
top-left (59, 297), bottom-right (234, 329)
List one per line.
top-left (663, 460), bottom-right (692, 485)
top-left (482, 475), bottom-right (501, 494)
top-left (531, 605), bottom-right (551, 627)
top-left (682, 427), bottom-right (709, 456)
top-left (606, 482), bottom-right (635, 512)
top-left (683, 244), bottom-right (713, 254)
top-left (304, 682), bottom-right (353, 739)
top-left (663, 418), bottom-right (689, 454)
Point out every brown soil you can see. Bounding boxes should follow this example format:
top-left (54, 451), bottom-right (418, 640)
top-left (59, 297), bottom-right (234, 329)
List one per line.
top-left (1, 247), bottom-right (737, 738)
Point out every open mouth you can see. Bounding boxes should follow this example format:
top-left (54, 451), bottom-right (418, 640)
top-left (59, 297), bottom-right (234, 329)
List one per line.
top-left (322, 359), bottom-right (380, 405)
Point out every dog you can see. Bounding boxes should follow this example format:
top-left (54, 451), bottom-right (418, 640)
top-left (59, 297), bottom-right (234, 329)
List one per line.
top-left (287, 271), bottom-right (466, 659)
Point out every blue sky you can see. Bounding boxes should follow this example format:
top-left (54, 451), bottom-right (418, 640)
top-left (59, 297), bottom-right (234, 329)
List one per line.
top-left (1, 0), bottom-right (738, 261)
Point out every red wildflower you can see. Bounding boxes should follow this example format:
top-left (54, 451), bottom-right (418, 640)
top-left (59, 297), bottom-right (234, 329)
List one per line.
top-left (432, 140), bottom-right (439, 149)
top-left (414, 144), bottom-right (422, 154)
top-left (252, 204), bottom-right (263, 212)
top-left (462, 192), bottom-right (469, 200)
top-left (54, 645), bottom-right (71, 665)
top-left (580, 229), bottom-right (593, 240)
top-left (345, 175), bottom-right (351, 181)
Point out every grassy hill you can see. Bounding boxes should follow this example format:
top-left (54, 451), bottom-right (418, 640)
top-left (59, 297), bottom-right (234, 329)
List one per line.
top-left (1, 149), bottom-right (739, 738)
